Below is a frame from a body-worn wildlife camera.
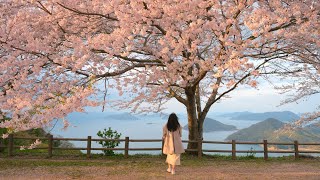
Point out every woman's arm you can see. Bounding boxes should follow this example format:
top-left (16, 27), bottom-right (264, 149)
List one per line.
top-left (179, 127), bottom-right (182, 137)
top-left (162, 125), bottom-right (167, 139)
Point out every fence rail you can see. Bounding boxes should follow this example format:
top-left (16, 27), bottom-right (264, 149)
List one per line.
top-left (1, 134), bottom-right (320, 160)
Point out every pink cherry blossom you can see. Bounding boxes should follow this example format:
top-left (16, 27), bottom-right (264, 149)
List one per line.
top-left (0, 0), bottom-right (319, 147)
top-left (2, 133), bottom-right (9, 139)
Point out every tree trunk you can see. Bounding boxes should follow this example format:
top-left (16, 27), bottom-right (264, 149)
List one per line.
top-left (185, 87), bottom-right (200, 154)
top-left (198, 119), bottom-right (204, 140)
top-left (187, 107), bottom-right (199, 151)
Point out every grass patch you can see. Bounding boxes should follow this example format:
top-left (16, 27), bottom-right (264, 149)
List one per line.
top-left (1, 153), bottom-right (319, 169)
top-left (0, 146), bottom-right (84, 158)
top-left (0, 154), bottom-right (319, 174)
top-left (0, 158), bottom-right (118, 169)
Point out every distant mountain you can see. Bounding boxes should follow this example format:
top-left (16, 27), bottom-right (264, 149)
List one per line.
top-left (205, 111), bottom-right (232, 117)
top-left (105, 112), bottom-right (139, 120)
top-left (183, 118), bottom-right (237, 132)
top-left (226, 118), bottom-right (285, 141)
top-left (226, 119), bottom-right (320, 149)
top-left (266, 122), bottom-right (320, 149)
top-left (304, 122), bottom-right (320, 134)
top-left (136, 113), bottom-right (169, 120)
top-left (228, 111), bottom-right (299, 122)
top-left (218, 111), bottom-right (252, 118)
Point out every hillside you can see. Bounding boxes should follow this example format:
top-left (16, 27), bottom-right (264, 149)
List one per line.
top-left (183, 118), bottom-right (237, 132)
top-left (304, 122), bottom-right (320, 134)
top-left (267, 122), bottom-right (320, 149)
top-left (226, 119), bottom-right (320, 149)
top-left (228, 111), bottom-right (299, 122)
top-left (226, 118), bottom-right (284, 141)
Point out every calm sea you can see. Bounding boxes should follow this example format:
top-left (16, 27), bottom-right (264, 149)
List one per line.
top-left (50, 112), bottom-right (297, 157)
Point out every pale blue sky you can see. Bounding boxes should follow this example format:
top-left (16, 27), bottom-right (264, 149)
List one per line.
top-left (87, 79), bottom-right (319, 114)
top-left (162, 82), bottom-right (319, 114)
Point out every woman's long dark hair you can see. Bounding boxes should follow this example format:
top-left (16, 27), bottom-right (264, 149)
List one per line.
top-left (167, 113), bottom-right (180, 132)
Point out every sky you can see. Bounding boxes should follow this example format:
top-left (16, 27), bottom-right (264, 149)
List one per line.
top-left (87, 78), bottom-right (319, 115)
top-left (163, 82), bottom-right (320, 114)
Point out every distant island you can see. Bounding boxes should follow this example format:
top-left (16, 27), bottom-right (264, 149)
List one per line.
top-left (183, 118), bottom-right (237, 132)
top-left (220, 111), bottom-right (299, 122)
top-left (218, 111), bottom-right (252, 118)
top-left (136, 113), bottom-right (169, 120)
top-left (226, 118), bottom-right (320, 150)
top-left (267, 122), bottom-right (320, 149)
top-left (105, 112), bottom-right (140, 120)
top-left (225, 118), bottom-right (285, 141)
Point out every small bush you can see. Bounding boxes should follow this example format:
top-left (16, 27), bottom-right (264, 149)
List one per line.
top-left (97, 127), bottom-right (122, 156)
top-left (246, 147), bottom-right (256, 159)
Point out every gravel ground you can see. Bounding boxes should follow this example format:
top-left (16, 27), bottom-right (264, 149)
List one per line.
top-left (1, 158), bottom-right (320, 180)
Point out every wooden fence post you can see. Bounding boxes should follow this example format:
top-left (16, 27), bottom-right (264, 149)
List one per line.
top-left (87, 136), bottom-right (91, 159)
top-left (294, 140), bottom-right (299, 160)
top-left (124, 137), bottom-right (129, 158)
top-left (232, 140), bottom-right (236, 160)
top-left (263, 140), bottom-right (268, 160)
top-left (198, 138), bottom-right (202, 158)
top-left (48, 135), bottom-right (53, 158)
top-left (8, 134), bottom-right (13, 157)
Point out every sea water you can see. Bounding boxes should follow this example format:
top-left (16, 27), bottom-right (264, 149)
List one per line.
top-left (50, 113), bottom-right (302, 157)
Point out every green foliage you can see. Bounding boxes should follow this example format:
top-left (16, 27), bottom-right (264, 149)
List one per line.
top-left (0, 126), bottom-right (80, 156)
top-left (12, 128), bottom-right (49, 147)
top-left (28, 128), bottom-right (48, 137)
top-left (0, 128), bottom-right (8, 152)
top-left (0, 114), bottom-right (8, 152)
top-left (97, 127), bottom-right (122, 156)
top-left (246, 147), bottom-right (256, 159)
top-left (0, 128), bottom-right (7, 136)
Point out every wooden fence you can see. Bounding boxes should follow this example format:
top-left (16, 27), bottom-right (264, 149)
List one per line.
top-left (1, 134), bottom-right (320, 160)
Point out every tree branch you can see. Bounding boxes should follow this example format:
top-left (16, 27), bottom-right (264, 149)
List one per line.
top-left (91, 49), bottom-right (164, 65)
top-left (57, 2), bottom-right (118, 21)
top-left (168, 87), bottom-right (187, 105)
top-left (151, 24), bottom-right (167, 35)
top-left (95, 64), bottom-right (146, 78)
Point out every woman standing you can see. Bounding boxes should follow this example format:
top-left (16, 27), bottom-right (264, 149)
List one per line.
top-left (162, 113), bottom-right (185, 175)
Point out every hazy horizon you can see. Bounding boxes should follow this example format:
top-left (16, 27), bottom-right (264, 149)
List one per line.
top-left (86, 76), bottom-right (319, 115)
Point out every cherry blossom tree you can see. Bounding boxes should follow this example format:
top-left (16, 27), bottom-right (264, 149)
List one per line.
top-left (276, 51), bottom-right (320, 128)
top-left (0, 0), bottom-right (319, 150)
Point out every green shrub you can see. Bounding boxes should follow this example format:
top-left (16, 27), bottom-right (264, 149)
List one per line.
top-left (246, 147), bottom-right (256, 159)
top-left (97, 127), bottom-right (122, 156)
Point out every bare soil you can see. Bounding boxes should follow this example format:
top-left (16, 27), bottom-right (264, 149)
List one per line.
top-left (1, 157), bottom-right (320, 180)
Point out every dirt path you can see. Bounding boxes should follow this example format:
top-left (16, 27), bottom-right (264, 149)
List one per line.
top-left (1, 158), bottom-right (320, 179)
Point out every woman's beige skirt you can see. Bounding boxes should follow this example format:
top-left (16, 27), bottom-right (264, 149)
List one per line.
top-left (166, 153), bottom-right (181, 165)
